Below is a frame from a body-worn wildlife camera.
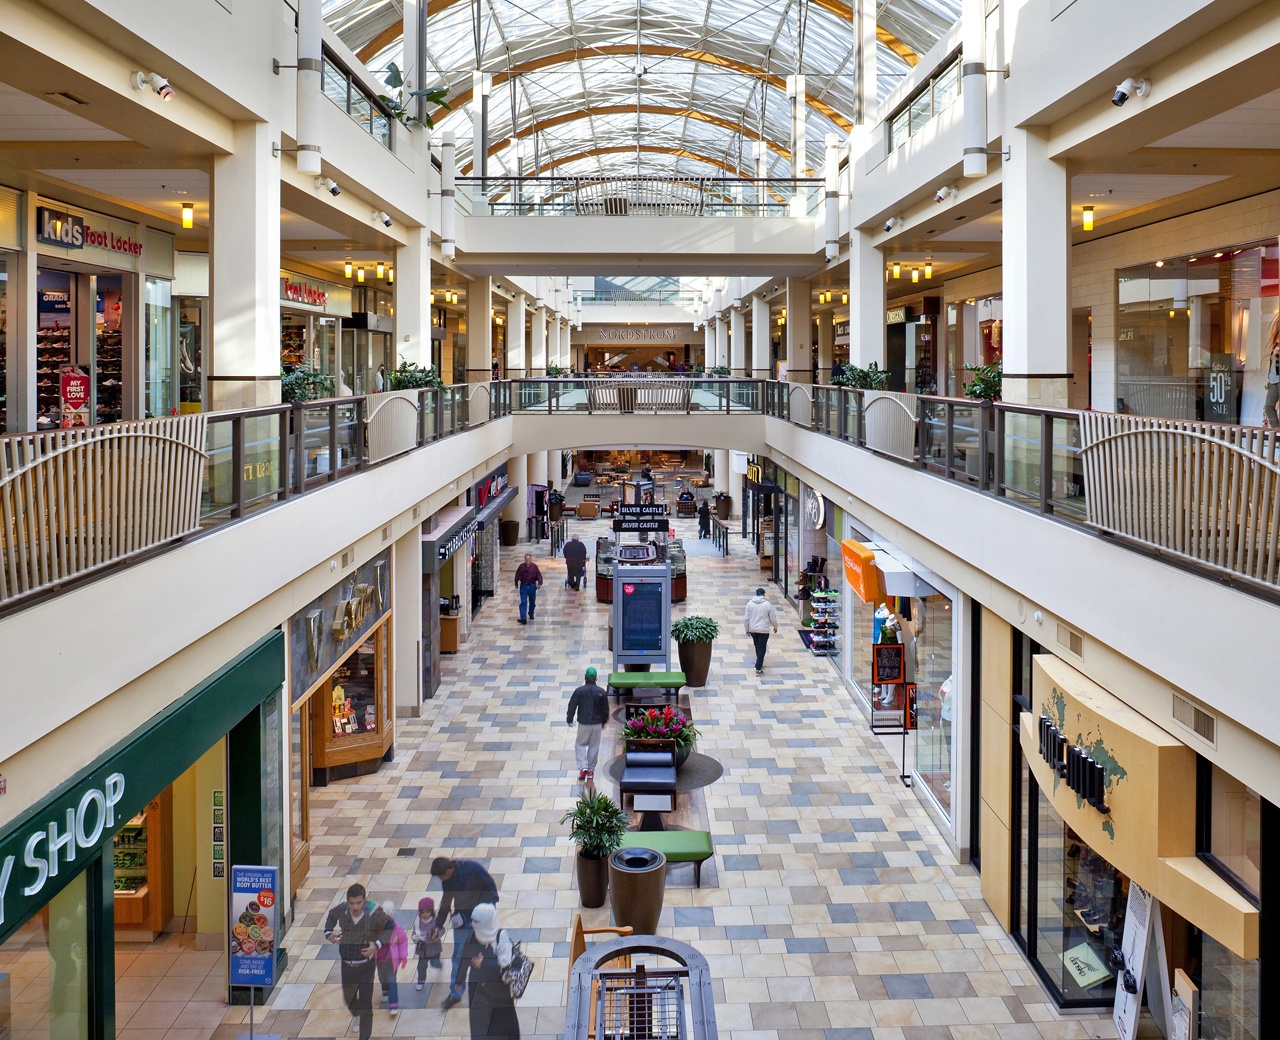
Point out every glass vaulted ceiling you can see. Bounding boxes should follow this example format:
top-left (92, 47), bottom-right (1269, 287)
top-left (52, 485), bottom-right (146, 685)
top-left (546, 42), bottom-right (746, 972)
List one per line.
top-left (323, 0), bottom-right (961, 181)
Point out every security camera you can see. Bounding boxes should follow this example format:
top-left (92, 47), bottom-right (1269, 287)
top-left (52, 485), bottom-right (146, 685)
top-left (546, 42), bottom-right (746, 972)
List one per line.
top-left (131, 71), bottom-right (174, 101)
top-left (882, 216), bottom-right (902, 233)
top-left (372, 209), bottom-right (393, 227)
top-left (883, 219), bottom-right (895, 233)
top-left (934, 185), bottom-right (957, 204)
top-left (382, 212), bottom-right (393, 228)
top-left (316, 177), bottom-right (340, 196)
top-left (1111, 77), bottom-right (1149, 107)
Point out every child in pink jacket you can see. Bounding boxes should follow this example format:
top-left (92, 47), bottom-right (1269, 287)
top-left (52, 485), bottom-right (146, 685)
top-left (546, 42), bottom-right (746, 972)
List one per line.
top-left (375, 900), bottom-right (409, 1014)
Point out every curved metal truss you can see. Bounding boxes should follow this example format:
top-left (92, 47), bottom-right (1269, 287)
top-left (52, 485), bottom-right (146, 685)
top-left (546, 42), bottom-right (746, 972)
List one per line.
top-left (323, 0), bottom-right (961, 180)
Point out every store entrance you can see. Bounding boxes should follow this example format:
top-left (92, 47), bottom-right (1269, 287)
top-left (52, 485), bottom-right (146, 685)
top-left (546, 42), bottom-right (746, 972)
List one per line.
top-left (35, 266), bottom-right (128, 428)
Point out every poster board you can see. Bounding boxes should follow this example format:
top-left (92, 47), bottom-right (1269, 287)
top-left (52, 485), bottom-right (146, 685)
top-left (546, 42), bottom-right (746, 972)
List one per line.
top-left (871, 643), bottom-right (905, 685)
top-left (229, 864), bottom-right (279, 988)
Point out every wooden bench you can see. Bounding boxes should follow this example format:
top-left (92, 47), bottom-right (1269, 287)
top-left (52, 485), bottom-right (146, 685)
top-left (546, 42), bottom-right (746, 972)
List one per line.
top-left (607, 670), bottom-right (686, 701)
top-left (618, 830), bottom-right (714, 887)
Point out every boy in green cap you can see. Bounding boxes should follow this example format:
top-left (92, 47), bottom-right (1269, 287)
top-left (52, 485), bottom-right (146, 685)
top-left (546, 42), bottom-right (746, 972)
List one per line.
top-left (566, 667), bottom-right (610, 781)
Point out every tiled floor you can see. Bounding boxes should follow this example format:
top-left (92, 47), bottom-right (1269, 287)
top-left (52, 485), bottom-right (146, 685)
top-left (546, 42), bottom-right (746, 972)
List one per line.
top-left (212, 510), bottom-right (1146, 1040)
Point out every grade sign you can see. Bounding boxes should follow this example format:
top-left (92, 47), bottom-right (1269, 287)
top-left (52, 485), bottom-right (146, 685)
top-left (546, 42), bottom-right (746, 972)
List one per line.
top-left (228, 864), bottom-right (279, 987)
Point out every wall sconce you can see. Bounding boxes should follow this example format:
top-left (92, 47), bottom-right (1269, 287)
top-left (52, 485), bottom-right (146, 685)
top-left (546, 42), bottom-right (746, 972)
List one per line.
top-left (387, 266), bottom-right (394, 284)
top-left (911, 267), bottom-right (920, 283)
top-left (892, 262), bottom-right (901, 279)
top-left (376, 261), bottom-right (385, 279)
top-left (344, 256), bottom-right (353, 278)
top-left (924, 257), bottom-right (933, 279)
top-left (131, 71), bottom-right (175, 100)
top-left (357, 266), bottom-right (365, 282)
top-left (181, 202), bottom-right (194, 229)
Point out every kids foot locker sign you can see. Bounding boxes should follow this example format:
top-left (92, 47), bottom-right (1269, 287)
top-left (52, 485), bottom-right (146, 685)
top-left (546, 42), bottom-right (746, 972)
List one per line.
top-left (229, 864), bottom-right (279, 987)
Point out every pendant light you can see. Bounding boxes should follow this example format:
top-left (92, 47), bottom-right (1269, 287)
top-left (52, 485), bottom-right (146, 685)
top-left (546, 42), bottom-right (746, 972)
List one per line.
top-left (911, 267), bottom-right (920, 283)
top-left (344, 256), bottom-right (353, 279)
top-left (1082, 206), bottom-right (1094, 231)
top-left (181, 202), bottom-right (194, 229)
top-left (924, 257), bottom-right (933, 279)
top-left (387, 266), bottom-right (394, 284)
top-left (376, 261), bottom-right (385, 279)
top-left (357, 266), bottom-right (365, 283)
top-left (892, 262), bottom-right (901, 279)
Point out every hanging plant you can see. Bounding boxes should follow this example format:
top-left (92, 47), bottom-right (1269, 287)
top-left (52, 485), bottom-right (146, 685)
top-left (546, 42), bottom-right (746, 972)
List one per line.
top-left (376, 63), bottom-right (451, 128)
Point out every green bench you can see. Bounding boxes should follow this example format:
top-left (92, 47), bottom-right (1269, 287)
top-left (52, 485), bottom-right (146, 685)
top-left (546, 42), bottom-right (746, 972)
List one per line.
top-left (618, 830), bottom-right (714, 887)
top-left (607, 670), bottom-right (686, 702)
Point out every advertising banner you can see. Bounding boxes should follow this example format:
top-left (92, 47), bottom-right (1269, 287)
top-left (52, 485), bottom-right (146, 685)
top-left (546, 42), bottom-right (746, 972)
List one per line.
top-left (59, 366), bottom-right (91, 428)
top-left (229, 865), bottom-right (279, 988)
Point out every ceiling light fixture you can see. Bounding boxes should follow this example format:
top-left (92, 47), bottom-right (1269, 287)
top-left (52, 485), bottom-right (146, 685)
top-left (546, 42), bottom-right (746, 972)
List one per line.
top-left (357, 266), bottom-right (365, 282)
top-left (842, 292), bottom-right (848, 304)
top-left (181, 202), bottom-right (193, 229)
top-left (911, 267), bottom-right (920, 283)
top-left (344, 256), bottom-right (353, 278)
top-left (1082, 206), bottom-right (1094, 231)
top-left (387, 266), bottom-right (394, 284)
top-left (376, 261), bottom-right (385, 279)
top-left (924, 257), bottom-right (933, 279)
top-left (892, 262), bottom-right (901, 279)
top-left (1155, 260), bottom-right (1164, 268)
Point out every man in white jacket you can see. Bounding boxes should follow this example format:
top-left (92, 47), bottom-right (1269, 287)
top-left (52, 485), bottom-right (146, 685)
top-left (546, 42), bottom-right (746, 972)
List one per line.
top-left (744, 587), bottom-right (779, 675)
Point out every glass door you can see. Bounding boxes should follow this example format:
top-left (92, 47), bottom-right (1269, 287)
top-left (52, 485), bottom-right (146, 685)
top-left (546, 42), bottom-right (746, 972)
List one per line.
top-left (177, 297), bottom-right (205, 411)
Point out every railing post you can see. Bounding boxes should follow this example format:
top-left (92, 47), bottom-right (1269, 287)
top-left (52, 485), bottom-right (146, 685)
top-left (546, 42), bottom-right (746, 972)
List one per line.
top-left (417, 388), bottom-right (427, 447)
top-left (327, 402), bottom-right (338, 482)
top-left (993, 406), bottom-right (1006, 498)
top-left (977, 401), bottom-right (992, 492)
top-left (292, 402), bottom-right (307, 494)
top-left (1040, 411), bottom-right (1054, 514)
top-left (944, 402), bottom-right (955, 480)
top-left (231, 415), bottom-right (245, 519)
top-left (354, 396), bottom-right (366, 471)
top-left (277, 407), bottom-right (291, 501)
top-left (856, 390), bottom-right (866, 446)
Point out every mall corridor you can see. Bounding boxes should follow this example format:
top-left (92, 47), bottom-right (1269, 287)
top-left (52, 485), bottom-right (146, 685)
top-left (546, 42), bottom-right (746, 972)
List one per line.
top-left (167, 521), bottom-right (1129, 1040)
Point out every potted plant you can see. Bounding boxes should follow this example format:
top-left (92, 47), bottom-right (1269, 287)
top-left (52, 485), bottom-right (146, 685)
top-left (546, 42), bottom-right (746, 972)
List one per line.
top-left (707, 365), bottom-right (731, 377)
top-left (375, 62), bottom-right (451, 129)
top-left (671, 614), bottom-right (719, 687)
top-left (281, 362), bottom-right (335, 403)
top-left (620, 705), bottom-right (699, 768)
top-left (389, 358), bottom-right (445, 391)
top-left (560, 789), bottom-right (630, 908)
top-left (962, 358), bottom-right (1003, 401)
top-left (547, 486), bottom-right (566, 522)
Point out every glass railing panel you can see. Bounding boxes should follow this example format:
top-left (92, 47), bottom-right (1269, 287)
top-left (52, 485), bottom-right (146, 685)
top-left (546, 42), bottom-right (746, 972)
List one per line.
top-left (919, 399), bottom-right (948, 470)
top-left (421, 391), bottom-right (438, 443)
top-left (1002, 411), bottom-right (1043, 507)
top-left (844, 391), bottom-right (861, 443)
top-left (241, 414), bottom-right (283, 513)
top-left (517, 381), bottom-right (550, 412)
top-left (201, 419), bottom-right (235, 521)
top-left (1051, 416), bottom-right (1086, 522)
top-left (334, 402), bottom-right (361, 470)
top-left (729, 380), bottom-right (760, 412)
top-left (952, 404), bottom-right (987, 482)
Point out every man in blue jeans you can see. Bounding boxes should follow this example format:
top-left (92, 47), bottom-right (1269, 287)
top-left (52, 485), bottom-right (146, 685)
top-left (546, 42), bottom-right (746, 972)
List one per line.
top-left (431, 856), bottom-right (499, 1009)
top-left (514, 553), bottom-right (543, 624)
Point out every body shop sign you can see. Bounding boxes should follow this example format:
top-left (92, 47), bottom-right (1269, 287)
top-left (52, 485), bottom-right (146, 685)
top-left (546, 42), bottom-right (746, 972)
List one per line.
top-left (229, 864), bottom-right (279, 987)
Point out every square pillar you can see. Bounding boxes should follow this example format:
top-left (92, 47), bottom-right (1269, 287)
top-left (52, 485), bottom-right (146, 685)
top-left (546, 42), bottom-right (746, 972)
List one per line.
top-left (395, 227), bottom-right (432, 369)
top-left (8, 193), bottom-right (38, 433)
top-left (1003, 126), bottom-right (1070, 407)
top-left (714, 317), bottom-right (729, 369)
top-left (530, 304), bottom-right (547, 376)
top-left (751, 296), bottom-right (771, 379)
top-left (785, 278), bottom-right (812, 383)
top-left (507, 293), bottom-right (527, 377)
top-left (730, 306), bottom-right (746, 376)
top-left (817, 309), bottom-right (834, 381)
top-left (466, 276), bottom-right (493, 420)
top-left (849, 222), bottom-right (885, 369)
top-left (393, 527), bottom-right (424, 717)
top-left (210, 121), bottom-right (282, 410)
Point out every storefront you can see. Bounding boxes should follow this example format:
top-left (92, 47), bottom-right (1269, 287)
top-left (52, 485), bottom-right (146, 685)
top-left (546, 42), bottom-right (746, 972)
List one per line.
top-left (344, 284), bottom-right (395, 394)
top-left (884, 299), bottom-right (940, 394)
top-left (1008, 653), bottom-right (1263, 1029)
top-left (287, 553), bottom-right (393, 890)
top-left (420, 505), bottom-right (478, 692)
top-left (280, 269), bottom-right (352, 390)
top-left (840, 529), bottom-right (961, 822)
top-left (943, 294), bottom-right (1003, 397)
top-left (471, 465), bottom-right (518, 613)
top-left (742, 456), bottom-right (782, 578)
top-left (0, 633), bottom-right (286, 1032)
top-left (0, 190), bottom-right (176, 434)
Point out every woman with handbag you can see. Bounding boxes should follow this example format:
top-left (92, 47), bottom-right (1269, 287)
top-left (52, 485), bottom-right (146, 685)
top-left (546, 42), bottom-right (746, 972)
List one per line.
top-left (464, 903), bottom-right (520, 1040)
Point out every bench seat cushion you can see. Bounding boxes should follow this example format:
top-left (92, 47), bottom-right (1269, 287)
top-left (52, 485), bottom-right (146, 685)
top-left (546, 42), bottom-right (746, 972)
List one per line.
top-left (618, 831), bottom-right (713, 860)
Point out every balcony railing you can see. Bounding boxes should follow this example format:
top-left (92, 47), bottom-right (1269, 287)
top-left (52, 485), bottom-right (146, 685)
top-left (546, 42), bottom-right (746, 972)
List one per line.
top-left (456, 176), bottom-right (823, 217)
top-left (513, 378), bottom-right (763, 414)
top-left (0, 382), bottom-right (502, 614)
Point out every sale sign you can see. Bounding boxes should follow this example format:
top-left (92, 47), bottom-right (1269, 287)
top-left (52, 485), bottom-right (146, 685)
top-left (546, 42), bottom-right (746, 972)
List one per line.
top-left (228, 865), bottom-right (279, 987)
top-left (60, 366), bottom-right (91, 428)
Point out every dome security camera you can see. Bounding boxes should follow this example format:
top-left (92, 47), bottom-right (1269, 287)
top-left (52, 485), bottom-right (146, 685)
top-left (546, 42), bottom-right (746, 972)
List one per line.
top-left (316, 177), bottom-right (340, 196)
top-left (1112, 77), bottom-right (1150, 107)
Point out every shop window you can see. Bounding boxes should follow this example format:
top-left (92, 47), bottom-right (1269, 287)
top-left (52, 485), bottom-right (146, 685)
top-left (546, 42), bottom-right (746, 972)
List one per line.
top-left (0, 872), bottom-right (91, 1037)
top-left (321, 48), bottom-right (394, 150)
top-left (885, 55), bottom-right (962, 152)
top-left (1198, 758), bottom-right (1261, 904)
top-left (145, 276), bottom-right (174, 418)
top-left (912, 592), bottom-right (954, 814)
top-left (1115, 242), bottom-right (1279, 421)
top-left (1191, 927), bottom-right (1261, 1040)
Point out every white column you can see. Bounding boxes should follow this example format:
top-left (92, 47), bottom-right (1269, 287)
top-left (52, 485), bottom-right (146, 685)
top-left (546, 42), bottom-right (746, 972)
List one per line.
top-left (714, 317), bottom-right (729, 369)
top-left (962, 0), bottom-right (990, 179)
top-left (713, 449), bottom-right (731, 509)
top-left (528, 451), bottom-right (548, 489)
top-left (1003, 126), bottom-right (1070, 407)
top-left (817, 309), bottom-right (834, 382)
top-left (395, 226), bottom-right (432, 368)
top-left (751, 295), bottom-right (771, 379)
top-left (211, 121), bottom-right (281, 410)
top-left (466, 276), bottom-right (493, 420)
top-left (547, 450), bottom-right (561, 489)
top-left (9, 193), bottom-right (38, 432)
top-left (295, 0), bottom-right (323, 175)
top-left (504, 454), bottom-right (528, 525)
top-left (730, 305), bottom-right (746, 376)
top-left (507, 293), bottom-right (527, 376)
top-left (785, 278), bottom-right (812, 383)
top-left (530, 300), bottom-right (547, 376)
top-left (393, 527), bottom-right (423, 717)
top-left (849, 221), bottom-right (885, 369)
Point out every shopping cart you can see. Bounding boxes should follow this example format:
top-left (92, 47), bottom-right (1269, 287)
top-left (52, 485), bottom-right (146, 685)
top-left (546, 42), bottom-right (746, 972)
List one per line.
top-left (564, 935), bottom-right (717, 1040)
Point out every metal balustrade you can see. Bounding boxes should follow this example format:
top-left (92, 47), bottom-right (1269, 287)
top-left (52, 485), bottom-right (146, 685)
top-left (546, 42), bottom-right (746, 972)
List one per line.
top-left (512, 378), bottom-right (765, 414)
top-left (456, 176), bottom-right (822, 217)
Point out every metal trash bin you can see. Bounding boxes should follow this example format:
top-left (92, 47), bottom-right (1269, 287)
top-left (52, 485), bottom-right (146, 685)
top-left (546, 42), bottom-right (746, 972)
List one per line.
top-left (565, 935), bottom-right (718, 1040)
top-left (499, 519), bottom-right (520, 546)
top-left (610, 847), bottom-right (666, 934)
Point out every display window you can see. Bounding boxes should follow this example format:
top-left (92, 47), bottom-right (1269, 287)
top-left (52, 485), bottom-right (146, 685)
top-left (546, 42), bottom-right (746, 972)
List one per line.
top-left (0, 872), bottom-right (92, 1038)
top-left (313, 618), bottom-right (390, 756)
top-left (145, 275), bottom-right (174, 417)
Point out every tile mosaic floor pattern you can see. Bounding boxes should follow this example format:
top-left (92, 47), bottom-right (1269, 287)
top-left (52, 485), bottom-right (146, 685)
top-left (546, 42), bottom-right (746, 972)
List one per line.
top-left (216, 518), bottom-right (1145, 1040)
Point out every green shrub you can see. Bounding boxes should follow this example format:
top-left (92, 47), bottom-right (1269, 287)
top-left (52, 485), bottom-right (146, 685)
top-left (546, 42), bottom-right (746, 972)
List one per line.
top-left (281, 363), bottom-right (335, 403)
top-left (671, 615), bottom-right (720, 643)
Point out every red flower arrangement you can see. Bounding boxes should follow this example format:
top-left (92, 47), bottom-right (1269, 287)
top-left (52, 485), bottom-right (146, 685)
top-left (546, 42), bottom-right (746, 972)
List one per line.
top-left (620, 704), bottom-right (699, 751)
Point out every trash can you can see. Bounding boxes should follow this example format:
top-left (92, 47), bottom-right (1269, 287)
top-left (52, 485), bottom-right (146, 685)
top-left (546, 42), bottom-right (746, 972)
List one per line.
top-left (714, 494), bottom-right (731, 521)
top-left (499, 519), bottom-right (520, 546)
top-left (609, 846), bottom-right (666, 934)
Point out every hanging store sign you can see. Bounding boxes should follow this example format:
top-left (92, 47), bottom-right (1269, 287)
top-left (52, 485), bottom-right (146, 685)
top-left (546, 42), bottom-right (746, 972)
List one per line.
top-left (841, 539), bottom-right (883, 604)
top-left (613, 517), bottom-right (667, 533)
top-left (886, 305), bottom-right (912, 325)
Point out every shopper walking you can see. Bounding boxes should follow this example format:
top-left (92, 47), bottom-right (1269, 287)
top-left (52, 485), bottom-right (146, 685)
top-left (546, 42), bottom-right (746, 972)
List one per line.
top-left (563, 534), bottom-right (588, 591)
top-left (464, 903), bottom-right (520, 1040)
top-left (744, 587), bottom-right (779, 676)
top-left (697, 500), bottom-right (711, 539)
top-left (375, 900), bottom-right (409, 1015)
top-left (566, 667), bottom-right (610, 781)
top-left (514, 553), bottom-right (543, 624)
top-left (1263, 313), bottom-right (1280, 428)
top-left (322, 882), bottom-right (395, 1040)
top-left (410, 896), bottom-right (443, 991)
top-left (431, 856), bottom-right (500, 1009)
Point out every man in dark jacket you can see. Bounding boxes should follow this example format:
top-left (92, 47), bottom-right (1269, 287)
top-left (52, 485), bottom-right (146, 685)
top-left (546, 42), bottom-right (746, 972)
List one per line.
top-left (323, 882), bottom-right (395, 1040)
top-left (697, 500), bottom-right (711, 538)
top-left (566, 666), bottom-right (610, 780)
top-left (563, 534), bottom-right (589, 590)
top-left (514, 553), bottom-right (543, 623)
top-left (431, 856), bottom-right (500, 1008)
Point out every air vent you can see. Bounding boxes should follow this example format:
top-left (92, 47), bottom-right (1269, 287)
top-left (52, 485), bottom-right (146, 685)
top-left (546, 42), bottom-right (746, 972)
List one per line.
top-left (382, 524), bottom-right (392, 542)
top-left (1172, 693), bottom-right (1217, 747)
top-left (340, 547), bottom-right (355, 568)
top-left (413, 506), bottom-right (421, 521)
top-left (1055, 623), bottom-right (1084, 657)
top-left (45, 91), bottom-right (89, 107)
